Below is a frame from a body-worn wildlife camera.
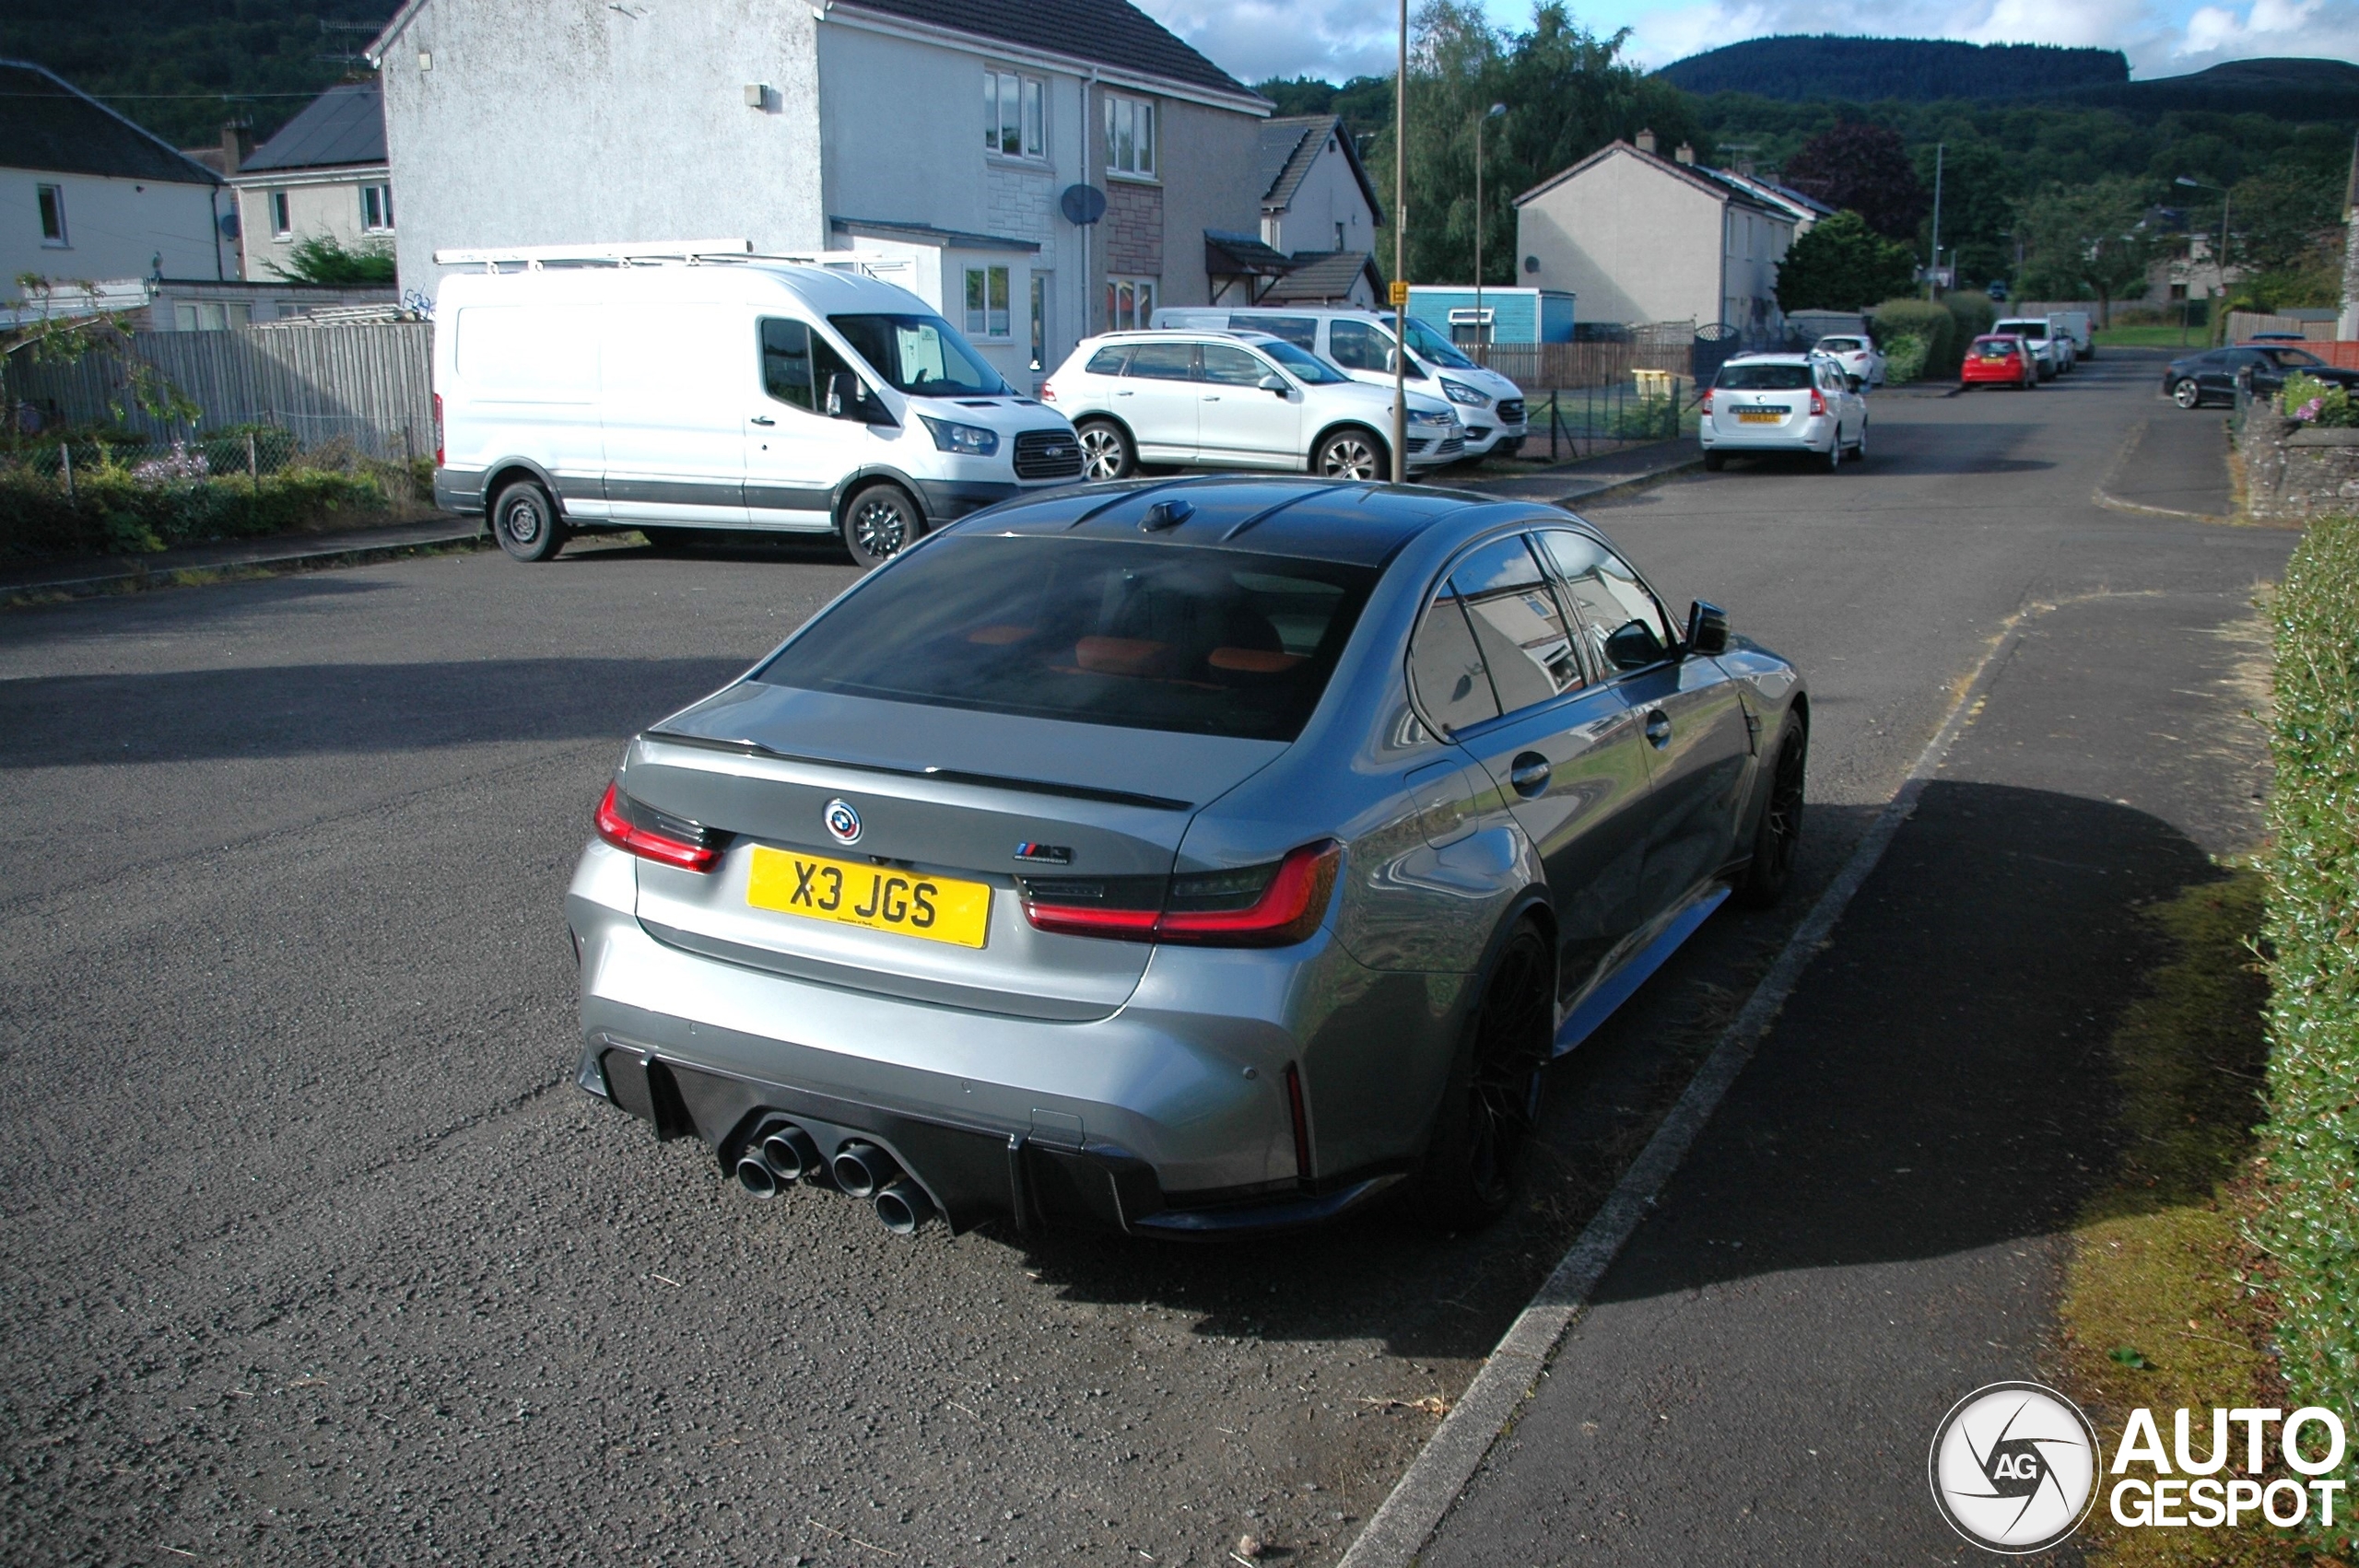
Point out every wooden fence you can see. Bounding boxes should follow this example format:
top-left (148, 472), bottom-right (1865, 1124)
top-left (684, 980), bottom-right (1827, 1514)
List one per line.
top-left (5, 322), bottom-right (433, 459)
top-left (1470, 339), bottom-right (1697, 392)
top-left (2226, 310), bottom-right (2341, 345)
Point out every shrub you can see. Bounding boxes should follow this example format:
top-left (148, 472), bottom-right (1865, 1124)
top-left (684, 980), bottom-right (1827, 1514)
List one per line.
top-left (2258, 511), bottom-right (2359, 1498)
top-left (2281, 371), bottom-right (2359, 428)
top-left (1881, 333), bottom-right (1931, 384)
top-left (0, 461), bottom-right (397, 561)
top-left (1942, 290), bottom-right (1997, 345)
top-left (1873, 298), bottom-right (1957, 379)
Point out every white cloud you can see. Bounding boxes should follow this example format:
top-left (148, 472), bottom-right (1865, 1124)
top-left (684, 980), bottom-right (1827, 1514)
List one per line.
top-left (2165, 0), bottom-right (2359, 64)
top-left (1133, 0), bottom-right (1399, 85)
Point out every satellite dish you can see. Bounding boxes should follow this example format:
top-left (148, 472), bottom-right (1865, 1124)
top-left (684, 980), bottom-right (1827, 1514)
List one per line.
top-left (1060, 183), bottom-right (1108, 226)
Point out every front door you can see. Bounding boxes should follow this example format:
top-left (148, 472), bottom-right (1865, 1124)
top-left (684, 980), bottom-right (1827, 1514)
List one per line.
top-left (1535, 529), bottom-right (1756, 918)
top-left (601, 302), bottom-right (747, 525)
top-left (1416, 533), bottom-right (1654, 995)
top-left (1115, 341), bottom-right (1202, 463)
top-left (746, 317), bottom-right (862, 531)
top-left (1195, 342), bottom-right (1300, 467)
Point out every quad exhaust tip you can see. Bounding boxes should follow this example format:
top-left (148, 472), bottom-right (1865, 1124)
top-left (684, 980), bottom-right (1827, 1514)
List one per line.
top-left (873, 1176), bottom-right (935, 1235)
top-left (832, 1140), bottom-right (897, 1199)
top-left (760, 1123), bottom-right (821, 1184)
top-left (734, 1151), bottom-right (781, 1199)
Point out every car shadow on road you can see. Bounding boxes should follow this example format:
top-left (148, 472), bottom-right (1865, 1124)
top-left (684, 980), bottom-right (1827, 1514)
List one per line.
top-left (0, 658), bottom-right (751, 767)
top-left (1002, 781), bottom-right (2220, 1365)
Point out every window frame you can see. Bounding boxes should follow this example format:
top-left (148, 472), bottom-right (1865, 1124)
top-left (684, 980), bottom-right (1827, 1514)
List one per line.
top-left (268, 189), bottom-right (292, 239)
top-left (963, 263), bottom-right (1014, 341)
top-left (1530, 526), bottom-right (1683, 681)
top-left (984, 68), bottom-right (1046, 160)
top-left (1106, 276), bottom-right (1156, 333)
top-left (360, 183), bottom-right (394, 233)
top-left (1102, 92), bottom-right (1156, 180)
top-left (36, 183), bottom-right (67, 247)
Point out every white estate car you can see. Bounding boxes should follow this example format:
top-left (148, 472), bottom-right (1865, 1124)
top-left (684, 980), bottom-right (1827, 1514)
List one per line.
top-left (1040, 330), bottom-right (1464, 480)
top-left (1813, 333), bottom-right (1885, 388)
top-left (1699, 352), bottom-right (1869, 471)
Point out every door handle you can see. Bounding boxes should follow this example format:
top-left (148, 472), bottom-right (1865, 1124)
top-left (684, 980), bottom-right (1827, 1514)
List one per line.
top-left (1115, 390), bottom-right (1133, 397)
top-left (749, 415), bottom-right (775, 427)
top-left (1508, 752), bottom-right (1551, 798)
top-left (1202, 394), bottom-right (1221, 402)
top-left (1644, 709), bottom-right (1672, 749)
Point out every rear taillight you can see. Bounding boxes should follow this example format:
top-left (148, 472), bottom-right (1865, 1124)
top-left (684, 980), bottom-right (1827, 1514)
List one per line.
top-left (1700, 387), bottom-right (1714, 415)
top-left (594, 781), bottom-right (727, 873)
top-left (1039, 381), bottom-right (1059, 403)
top-left (432, 392), bottom-right (444, 467)
top-left (1808, 388), bottom-right (1826, 416)
top-left (1021, 840), bottom-right (1341, 947)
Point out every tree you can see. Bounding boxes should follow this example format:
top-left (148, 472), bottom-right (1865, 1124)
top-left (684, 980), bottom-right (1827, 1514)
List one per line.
top-left (1782, 123), bottom-right (1930, 240)
top-left (2013, 178), bottom-right (2155, 322)
top-left (1776, 211), bottom-right (1919, 310)
top-left (1912, 138), bottom-right (2016, 290)
top-left (264, 235), bottom-right (395, 287)
top-left (4, 275), bottom-right (200, 431)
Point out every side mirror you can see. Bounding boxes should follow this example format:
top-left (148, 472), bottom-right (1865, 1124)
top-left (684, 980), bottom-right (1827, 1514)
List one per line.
top-left (827, 370), bottom-right (885, 422)
top-left (1685, 599), bottom-right (1730, 656)
top-left (1258, 372), bottom-right (1289, 395)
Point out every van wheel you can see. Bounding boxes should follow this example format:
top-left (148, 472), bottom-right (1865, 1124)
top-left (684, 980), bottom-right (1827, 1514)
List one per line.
top-left (491, 479), bottom-right (565, 562)
top-left (841, 481), bottom-right (923, 569)
top-left (1410, 920), bottom-right (1553, 1232)
top-left (1075, 419), bottom-right (1134, 481)
top-left (1316, 427), bottom-right (1386, 480)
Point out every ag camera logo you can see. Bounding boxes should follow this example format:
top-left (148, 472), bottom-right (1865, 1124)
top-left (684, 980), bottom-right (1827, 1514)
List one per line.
top-left (1929, 1382), bottom-right (2099, 1553)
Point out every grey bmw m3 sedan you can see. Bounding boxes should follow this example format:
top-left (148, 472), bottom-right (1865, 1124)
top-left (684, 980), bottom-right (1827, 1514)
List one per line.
top-left (568, 476), bottom-right (1808, 1237)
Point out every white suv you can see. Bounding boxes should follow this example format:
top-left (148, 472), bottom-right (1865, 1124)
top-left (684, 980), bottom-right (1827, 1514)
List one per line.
top-left (1040, 330), bottom-right (1463, 480)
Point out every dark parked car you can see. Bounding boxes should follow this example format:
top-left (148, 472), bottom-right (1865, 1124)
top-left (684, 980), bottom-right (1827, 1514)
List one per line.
top-left (2163, 344), bottom-right (2359, 409)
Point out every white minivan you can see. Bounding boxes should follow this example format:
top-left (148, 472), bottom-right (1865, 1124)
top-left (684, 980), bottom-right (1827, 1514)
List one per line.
top-left (1149, 306), bottom-right (1528, 461)
top-left (431, 249), bottom-right (1085, 566)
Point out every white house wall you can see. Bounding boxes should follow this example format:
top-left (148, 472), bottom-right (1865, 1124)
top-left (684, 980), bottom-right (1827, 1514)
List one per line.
top-left (379, 0), bottom-right (826, 303)
top-left (1262, 135), bottom-right (1374, 257)
top-left (234, 170), bottom-right (391, 281)
top-left (5, 167), bottom-right (227, 289)
top-left (1517, 150), bottom-right (1722, 328)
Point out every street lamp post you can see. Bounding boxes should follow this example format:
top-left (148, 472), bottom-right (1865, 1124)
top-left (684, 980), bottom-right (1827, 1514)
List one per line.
top-left (1391, 0), bottom-right (1408, 483)
top-left (2176, 175), bottom-right (2230, 339)
top-left (1473, 102), bottom-right (1505, 365)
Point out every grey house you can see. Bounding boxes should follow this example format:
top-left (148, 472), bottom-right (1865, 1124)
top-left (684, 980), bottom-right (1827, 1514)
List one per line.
top-left (367, 0), bottom-right (1273, 383)
top-left (229, 81), bottom-right (395, 282)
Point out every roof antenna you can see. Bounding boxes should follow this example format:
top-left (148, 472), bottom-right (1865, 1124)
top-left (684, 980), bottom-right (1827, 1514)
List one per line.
top-left (1140, 498), bottom-right (1194, 532)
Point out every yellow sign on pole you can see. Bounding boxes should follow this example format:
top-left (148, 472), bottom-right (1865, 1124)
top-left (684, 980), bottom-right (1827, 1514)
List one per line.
top-left (1389, 280), bottom-right (1410, 307)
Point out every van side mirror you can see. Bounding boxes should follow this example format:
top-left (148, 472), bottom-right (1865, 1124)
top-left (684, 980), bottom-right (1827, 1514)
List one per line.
top-left (1685, 599), bottom-right (1730, 656)
top-left (827, 370), bottom-right (887, 423)
top-left (1258, 372), bottom-right (1289, 395)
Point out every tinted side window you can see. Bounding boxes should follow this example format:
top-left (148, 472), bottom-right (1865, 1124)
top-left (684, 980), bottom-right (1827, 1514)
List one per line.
top-left (1535, 531), bottom-right (1677, 673)
top-left (1449, 535), bottom-right (1582, 712)
top-left (1238, 315), bottom-right (1317, 349)
top-left (1086, 345), bottom-right (1133, 375)
top-left (1329, 319), bottom-right (1389, 372)
top-left (1128, 343), bottom-right (1197, 380)
top-left (761, 318), bottom-right (815, 411)
top-left (1409, 585), bottom-right (1498, 734)
top-left (1199, 344), bottom-right (1268, 386)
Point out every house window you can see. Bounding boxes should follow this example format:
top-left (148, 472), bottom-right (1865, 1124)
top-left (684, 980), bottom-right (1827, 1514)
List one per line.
top-left (965, 264), bottom-right (1012, 339)
top-left (37, 184), bottom-right (67, 246)
top-left (361, 184), bottom-right (394, 232)
top-left (1030, 274), bottom-right (1049, 371)
top-left (269, 191), bottom-right (291, 238)
top-left (1104, 93), bottom-right (1156, 178)
top-left (1106, 276), bottom-right (1155, 331)
top-left (985, 70), bottom-right (1043, 158)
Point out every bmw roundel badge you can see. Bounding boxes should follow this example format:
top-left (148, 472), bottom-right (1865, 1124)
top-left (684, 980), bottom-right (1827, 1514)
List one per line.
top-left (824, 798), bottom-right (862, 845)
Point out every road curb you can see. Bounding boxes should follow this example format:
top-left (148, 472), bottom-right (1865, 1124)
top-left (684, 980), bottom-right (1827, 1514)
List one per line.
top-left (1332, 600), bottom-right (2046, 1568)
top-left (2090, 417), bottom-right (2229, 524)
top-left (3, 526), bottom-right (490, 606)
top-left (1547, 453), bottom-right (1705, 508)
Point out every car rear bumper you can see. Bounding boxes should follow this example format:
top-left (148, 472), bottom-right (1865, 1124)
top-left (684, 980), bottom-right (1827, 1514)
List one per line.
top-left (1698, 417), bottom-right (1832, 451)
top-left (566, 843), bottom-right (1439, 1237)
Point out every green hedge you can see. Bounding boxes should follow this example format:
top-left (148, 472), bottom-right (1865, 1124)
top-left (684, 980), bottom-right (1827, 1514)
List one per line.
top-left (1873, 298), bottom-right (1958, 380)
top-left (0, 465), bottom-right (401, 560)
top-left (1943, 290), bottom-right (1998, 347)
top-left (2259, 511), bottom-right (2359, 1489)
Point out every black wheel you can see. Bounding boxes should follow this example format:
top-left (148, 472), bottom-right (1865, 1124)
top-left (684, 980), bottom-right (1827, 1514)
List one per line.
top-left (2172, 379), bottom-right (2203, 410)
top-left (1703, 451), bottom-right (1726, 471)
top-left (1825, 434), bottom-right (1843, 472)
top-left (1411, 921), bottom-right (1554, 1231)
top-left (1735, 723), bottom-right (1807, 908)
top-left (840, 481), bottom-right (923, 569)
top-left (1849, 419), bottom-right (1869, 462)
top-left (1315, 427), bottom-right (1386, 480)
top-left (1075, 418), bottom-right (1133, 481)
top-left (491, 478), bottom-right (565, 562)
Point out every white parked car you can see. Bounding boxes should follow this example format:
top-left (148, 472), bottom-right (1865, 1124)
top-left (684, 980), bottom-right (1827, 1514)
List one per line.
top-left (1150, 306), bottom-right (1527, 461)
top-left (431, 245), bottom-right (1084, 567)
top-left (1699, 352), bottom-right (1869, 471)
top-left (1993, 316), bottom-right (2071, 380)
top-left (1813, 333), bottom-right (1884, 388)
top-left (1040, 330), bottom-right (1463, 480)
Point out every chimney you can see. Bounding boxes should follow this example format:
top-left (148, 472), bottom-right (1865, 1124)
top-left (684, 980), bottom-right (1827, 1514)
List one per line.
top-left (1634, 128), bottom-right (1656, 155)
top-left (221, 121), bottom-right (253, 176)
top-left (1675, 143), bottom-right (1696, 165)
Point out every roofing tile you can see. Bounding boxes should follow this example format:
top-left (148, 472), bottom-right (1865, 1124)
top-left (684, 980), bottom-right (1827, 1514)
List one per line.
top-left (0, 59), bottom-right (219, 184)
top-left (841, 0), bottom-right (1254, 98)
top-left (241, 81), bottom-right (386, 172)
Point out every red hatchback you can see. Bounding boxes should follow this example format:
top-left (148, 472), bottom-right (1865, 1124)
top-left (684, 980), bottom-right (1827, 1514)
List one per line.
top-left (1961, 333), bottom-right (2038, 390)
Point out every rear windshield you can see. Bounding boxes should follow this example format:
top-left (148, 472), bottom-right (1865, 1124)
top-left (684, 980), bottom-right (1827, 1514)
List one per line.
top-left (1997, 321), bottom-right (2049, 340)
top-left (1973, 336), bottom-right (2021, 351)
top-left (1716, 363), bottom-right (1812, 391)
top-left (1817, 337), bottom-right (1863, 352)
top-left (756, 535), bottom-right (1377, 741)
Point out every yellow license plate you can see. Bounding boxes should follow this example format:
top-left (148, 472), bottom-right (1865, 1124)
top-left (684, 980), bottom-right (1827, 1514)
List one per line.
top-left (1736, 410), bottom-right (1783, 424)
top-left (745, 848), bottom-right (991, 948)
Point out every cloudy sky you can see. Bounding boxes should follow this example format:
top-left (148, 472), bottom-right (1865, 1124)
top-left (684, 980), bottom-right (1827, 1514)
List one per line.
top-left (1134, 0), bottom-right (2359, 87)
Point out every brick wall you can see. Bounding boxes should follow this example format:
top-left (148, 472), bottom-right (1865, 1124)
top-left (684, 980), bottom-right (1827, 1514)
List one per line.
top-left (1104, 179), bottom-right (1162, 277)
top-left (2237, 410), bottom-right (2359, 522)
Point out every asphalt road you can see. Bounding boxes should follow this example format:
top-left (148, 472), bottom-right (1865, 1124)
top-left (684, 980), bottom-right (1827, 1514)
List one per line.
top-left (0, 355), bottom-right (2283, 1566)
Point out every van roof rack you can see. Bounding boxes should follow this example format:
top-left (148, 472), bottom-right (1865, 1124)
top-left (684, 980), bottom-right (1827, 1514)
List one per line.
top-left (432, 239), bottom-right (754, 267)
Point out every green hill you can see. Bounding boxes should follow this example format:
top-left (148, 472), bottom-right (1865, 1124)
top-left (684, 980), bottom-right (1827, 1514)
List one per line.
top-left (1656, 36), bottom-right (2127, 102)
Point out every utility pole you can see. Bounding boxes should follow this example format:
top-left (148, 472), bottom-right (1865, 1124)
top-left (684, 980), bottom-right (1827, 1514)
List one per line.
top-left (1474, 103), bottom-right (1505, 365)
top-left (1926, 143), bottom-right (1943, 298)
top-left (1391, 0), bottom-right (1408, 484)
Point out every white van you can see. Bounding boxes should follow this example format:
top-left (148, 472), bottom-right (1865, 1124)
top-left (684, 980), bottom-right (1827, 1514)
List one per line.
top-left (1993, 314), bottom-right (2073, 380)
top-left (2051, 309), bottom-right (2094, 360)
top-left (431, 246), bottom-right (1085, 566)
top-left (1149, 306), bottom-right (1528, 460)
